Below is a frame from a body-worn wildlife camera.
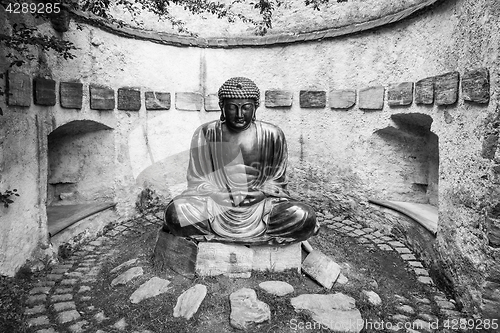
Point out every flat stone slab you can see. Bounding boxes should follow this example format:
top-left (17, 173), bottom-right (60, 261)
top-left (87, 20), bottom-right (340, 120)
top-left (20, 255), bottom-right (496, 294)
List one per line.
top-left (60, 82), bottom-right (83, 109)
top-left (57, 309), bottom-right (81, 324)
top-left (435, 71), bottom-right (459, 105)
top-left (265, 90), bottom-right (293, 107)
top-left (90, 85), bottom-right (115, 110)
top-left (204, 94), bottom-right (220, 111)
top-left (173, 284), bottom-right (207, 319)
top-left (153, 231), bottom-right (198, 278)
top-left (117, 88), bottom-right (141, 111)
top-left (361, 290), bottom-right (382, 306)
top-left (259, 281), bottom-right (294, 296)
top-left (359, 86), bottom-right (384, 110)
top-left (230, 288), bottom-right (270, 330)
top-left (337, 273), bottom-right (349, 285)
top-left (388, 82), bottom-right (413, 106)
top-left (111, 267), bottom-right (143, 287)
top-left (462, 68), bottom-right (490, 103)
top-left (301, 250), bottom-right (341, 289)
top-left (196, 242), bottom-right (253, 278)
top-left (291, 293), bottom-right (363, 333)
top-left (7, 71), bottom-right (31, 106)
top-left (34, 77), bottom-right (56, 106)
top-left (145, 91), bottom-right (171, 110)
top-left (415, 77), bottom-right (434, 104)
top-left (110, 258), bottom-right (139, 274)
top-left (176, 92), bottom-right (203, 111)
top-left (300, 90), bottom-right (326, 108)
top-left (130, 277), bottom-right (171, 304)
top-left (252, 243), bottom-right (301, 272)
top-left (329, 89), bottom-right (356, 109)
top-left (114, 318), bottom-right (128, 331)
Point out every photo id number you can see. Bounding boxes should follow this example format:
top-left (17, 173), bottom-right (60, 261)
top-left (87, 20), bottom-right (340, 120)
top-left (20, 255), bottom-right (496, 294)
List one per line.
top-left (4, 2), bottom-right (61, 14)
top-left (444, 318), bottom-right (498, 330)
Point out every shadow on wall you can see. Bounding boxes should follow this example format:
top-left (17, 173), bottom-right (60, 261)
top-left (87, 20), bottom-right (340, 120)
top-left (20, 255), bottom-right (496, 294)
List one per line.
top-left (370, 113), bottom-right (439, 206)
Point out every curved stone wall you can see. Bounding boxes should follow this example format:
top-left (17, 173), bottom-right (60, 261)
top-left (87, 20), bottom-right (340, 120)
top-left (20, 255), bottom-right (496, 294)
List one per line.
top-left (1, 0), bottom-right (499, 319)
top-left (69, 0), bottom-right (440, 47)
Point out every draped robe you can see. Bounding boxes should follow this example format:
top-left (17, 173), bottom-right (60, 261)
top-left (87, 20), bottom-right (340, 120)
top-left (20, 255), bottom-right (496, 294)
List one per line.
top-left (164, 120), bottom-right (317, 245)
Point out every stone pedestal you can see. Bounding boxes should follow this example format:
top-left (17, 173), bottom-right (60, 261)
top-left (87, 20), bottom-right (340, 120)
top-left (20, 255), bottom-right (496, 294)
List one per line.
top-left (152, 231), bottom-right (198, 278)
top-left (196, 241), bottom-right (301, 278)
top-left (153, 231), bottom-right (302, 278)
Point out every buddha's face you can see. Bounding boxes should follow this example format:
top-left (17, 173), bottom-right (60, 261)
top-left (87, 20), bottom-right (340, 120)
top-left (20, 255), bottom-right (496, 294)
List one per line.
top-left (221, 98), bottom-right (256, 132)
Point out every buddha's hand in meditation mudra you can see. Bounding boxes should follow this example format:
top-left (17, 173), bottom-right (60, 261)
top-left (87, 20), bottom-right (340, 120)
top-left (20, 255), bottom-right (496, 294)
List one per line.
top-left (210, 189), bottom-right (266, 207)
top-left (163, 77), bottom-right (319, 245)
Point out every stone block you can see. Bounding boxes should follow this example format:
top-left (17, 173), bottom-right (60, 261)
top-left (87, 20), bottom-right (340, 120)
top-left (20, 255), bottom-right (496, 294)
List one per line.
top-left (60, 82), bottom-right (83, 109)
top-left (34, 77), bottom-right (56, 106)
top-left (7, 71), bottom-right (31, 106)
top-left (486, 217), bottom-right (500, 247)
top-left (299, 90), bottom-right (326, 108)
top-left (145, 91), bottom-right (171, 110)
top-left (196, 242), bottom-right (253, 278)
top-left (301, 250), bottom-right (341, 289)
top-left (329, 89), bottom-right (356, 109)
top-left (90, 85), bottom-right (115, 110)
top-left (481, 132), bottom-right (499, 160)
top-left (358, 86), bottom-right (384, 110)
top-left (117, 88), bottom-right (141, 111)
top-left (252, 243), bottom-right (301, 272)
top-left (230, 288), bottom-right (270, 330)
top-left (176, 92), bottom-right (203, 111)
top-left (434, 71), bottom-right (459, 105)
top-left (153, 231), bottom-right (197, 278)
top-left (173, 284), bottom-right (207, 319)
top-left (388, 82), bottom-right (413, 106)
top-left (57, 310), bottom-right (81, 324)
top-left (462, 68), bottom-right (490, 104)
top-left (415, 77), bottom-right (434, 104)
top-left (204, 94), bottom-right (220, 112)
top-left (265, 90), bottom-right (293, 107)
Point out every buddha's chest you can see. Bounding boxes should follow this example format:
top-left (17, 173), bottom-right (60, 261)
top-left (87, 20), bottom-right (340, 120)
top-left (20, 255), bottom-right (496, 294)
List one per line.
top-left (220, 126), bottom-right (259, 166)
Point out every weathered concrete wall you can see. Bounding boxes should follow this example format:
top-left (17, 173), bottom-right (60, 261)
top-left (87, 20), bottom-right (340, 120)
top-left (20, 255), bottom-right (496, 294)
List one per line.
top-left (1, 0), bottom-right (499, 320)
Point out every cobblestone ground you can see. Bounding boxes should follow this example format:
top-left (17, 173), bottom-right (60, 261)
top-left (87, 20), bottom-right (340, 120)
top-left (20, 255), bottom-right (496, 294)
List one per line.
top-left (22, 213), bottom-right (470, 333)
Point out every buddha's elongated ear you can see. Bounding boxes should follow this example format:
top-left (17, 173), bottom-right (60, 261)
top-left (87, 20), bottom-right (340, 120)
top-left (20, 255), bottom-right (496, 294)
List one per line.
top-left (219, 101), bottom-right (225, 121)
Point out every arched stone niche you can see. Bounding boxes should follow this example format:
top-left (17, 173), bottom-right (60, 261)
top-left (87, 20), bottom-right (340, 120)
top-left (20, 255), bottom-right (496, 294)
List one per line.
top-left (47, 120), bottom-right (115, 206)
top-left (371, 113), bottom-right (438, 206)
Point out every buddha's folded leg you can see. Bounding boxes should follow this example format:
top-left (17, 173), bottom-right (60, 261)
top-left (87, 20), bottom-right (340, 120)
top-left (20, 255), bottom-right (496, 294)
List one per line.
top-left (163, 196), bottom-right (212, 237)
top-left (266, 201), bottom-right (318, 242)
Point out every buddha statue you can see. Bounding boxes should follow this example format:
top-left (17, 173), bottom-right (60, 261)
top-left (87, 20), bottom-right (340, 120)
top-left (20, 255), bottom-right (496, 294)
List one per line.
top-left (163, 77), bottom-right (319, 245)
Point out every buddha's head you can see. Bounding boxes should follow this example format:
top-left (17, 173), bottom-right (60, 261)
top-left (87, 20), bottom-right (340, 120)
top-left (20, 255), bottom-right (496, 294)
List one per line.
top-left (218, 77), bottom-right (260, 132)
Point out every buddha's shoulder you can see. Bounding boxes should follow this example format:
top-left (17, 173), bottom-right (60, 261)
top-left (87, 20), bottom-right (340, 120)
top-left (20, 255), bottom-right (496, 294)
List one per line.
top-left (256, 121), bottom-right (285, 137)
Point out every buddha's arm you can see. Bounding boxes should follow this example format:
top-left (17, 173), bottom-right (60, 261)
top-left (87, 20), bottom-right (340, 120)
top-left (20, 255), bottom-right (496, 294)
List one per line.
top-left (257, 126), bottom-right (290, 198)
top-left (183, 126), bottom-right (221, 196)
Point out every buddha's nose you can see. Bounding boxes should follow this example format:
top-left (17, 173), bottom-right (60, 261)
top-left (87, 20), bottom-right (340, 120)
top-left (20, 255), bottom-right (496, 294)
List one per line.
top-left (236, 107), bottom-right (243, 118)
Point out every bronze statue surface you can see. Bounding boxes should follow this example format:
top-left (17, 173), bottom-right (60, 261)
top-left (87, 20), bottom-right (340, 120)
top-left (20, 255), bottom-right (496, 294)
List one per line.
top-left (163, 77), bottom-right (318, 245)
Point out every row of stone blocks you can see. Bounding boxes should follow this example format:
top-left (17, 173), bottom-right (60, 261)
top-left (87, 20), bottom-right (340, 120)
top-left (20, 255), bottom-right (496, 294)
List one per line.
top-left (153, 232), bottom-right (340, 288)
top-left (4, 68), bottom-right (489, 112)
